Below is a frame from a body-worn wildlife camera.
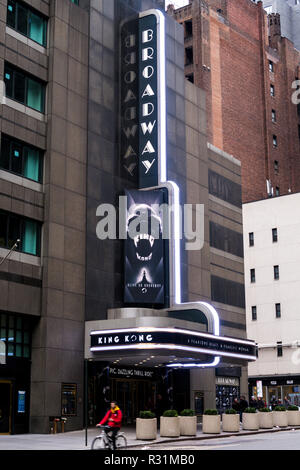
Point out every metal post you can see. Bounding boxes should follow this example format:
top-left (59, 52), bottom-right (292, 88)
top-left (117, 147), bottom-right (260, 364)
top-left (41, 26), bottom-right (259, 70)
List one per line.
top-left (84, 359), bottom-right (88, 447)
top-left (0, 239), bottom-right (20, 267)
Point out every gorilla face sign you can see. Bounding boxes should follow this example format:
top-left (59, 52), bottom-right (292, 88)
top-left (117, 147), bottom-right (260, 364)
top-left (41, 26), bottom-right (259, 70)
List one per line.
top-left (128, 204), bottom-right (162, 263)
top-left (124, 189), bottom-right (168, 305)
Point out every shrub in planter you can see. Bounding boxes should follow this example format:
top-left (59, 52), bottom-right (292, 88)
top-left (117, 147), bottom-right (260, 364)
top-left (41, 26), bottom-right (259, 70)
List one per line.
top-left (244, 407), bottom-right (257, 413)
top-left (274, 406), bottom-right (286, 411)
top-left (225, 408), bottom-right (238, 414)
top-left (202, 409), bottom-right (220, 434)
top-left (139, 411), bottom-right (156, 419)
top-left (136, 411), bottom-right (157, 440)
top-left (180, 409), bottom-right (195, 416)
top-left (258, 408), bottom-right (273, 429)
top-left (222, 409), bottom-right (239, 433)
top-left (288, 405), bottom-right (299, 410)
top-left (287, 405), bottom-right (300, 426)
top-left (242, 407), bottom-right (259, 430)
top-left (273, 406), bottom-right (288, 427)
top-left (160, 410), bottom-right (180, 437)
top-left (179, 409), bottom-right (197, 436)
top-left (204, 409), bottom-right (219, 415)
top-left (163, 409), bottom-right (178, 417)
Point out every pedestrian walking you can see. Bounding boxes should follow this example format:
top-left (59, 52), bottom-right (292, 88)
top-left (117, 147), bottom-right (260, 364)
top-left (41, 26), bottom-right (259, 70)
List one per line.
top-left (257, 397), bottom-right (266, 410)
top-left (249, 396), bottom-right (258, 409)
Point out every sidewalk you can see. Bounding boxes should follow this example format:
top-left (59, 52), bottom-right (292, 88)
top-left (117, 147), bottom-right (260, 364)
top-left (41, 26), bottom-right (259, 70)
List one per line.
top-left (0, 424), bottom-right (300, 450)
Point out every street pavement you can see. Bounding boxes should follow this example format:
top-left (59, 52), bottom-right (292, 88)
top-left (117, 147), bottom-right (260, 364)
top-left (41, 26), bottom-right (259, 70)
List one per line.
top-left (137, 429), bottom-right (300, 451)
top-left (0, 424), bottom-right (300, 451)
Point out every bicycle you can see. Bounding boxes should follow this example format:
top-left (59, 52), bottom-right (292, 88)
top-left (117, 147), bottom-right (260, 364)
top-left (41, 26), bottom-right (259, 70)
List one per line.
top-left (91, 425), bottom-right (127, 450)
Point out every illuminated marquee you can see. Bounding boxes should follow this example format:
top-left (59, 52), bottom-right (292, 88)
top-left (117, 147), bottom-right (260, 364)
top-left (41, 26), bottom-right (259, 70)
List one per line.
top-left (121, 10), bottom-right (166, 188)
top-left (90, 327), bottom-right (257, 362)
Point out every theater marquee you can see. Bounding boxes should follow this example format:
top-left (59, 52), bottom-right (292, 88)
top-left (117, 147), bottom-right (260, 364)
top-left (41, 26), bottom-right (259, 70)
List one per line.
top-left (90, 327), bottom-right (257, 363)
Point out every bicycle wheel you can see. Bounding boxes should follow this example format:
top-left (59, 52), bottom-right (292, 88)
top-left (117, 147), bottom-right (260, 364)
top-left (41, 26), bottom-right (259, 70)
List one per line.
top-left (116, 434), bottom-right (127, 449)
top-left (91, 436), bottom-right (107, 450)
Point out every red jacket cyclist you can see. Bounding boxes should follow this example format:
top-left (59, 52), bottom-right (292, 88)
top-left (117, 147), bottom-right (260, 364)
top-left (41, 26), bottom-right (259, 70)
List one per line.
top-left (97, 401), bottom-right (122, 450)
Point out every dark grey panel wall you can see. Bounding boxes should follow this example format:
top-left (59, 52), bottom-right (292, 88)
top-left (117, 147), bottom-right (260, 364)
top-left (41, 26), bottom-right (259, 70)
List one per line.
top-left (85, 0), bottom-right (188, 320)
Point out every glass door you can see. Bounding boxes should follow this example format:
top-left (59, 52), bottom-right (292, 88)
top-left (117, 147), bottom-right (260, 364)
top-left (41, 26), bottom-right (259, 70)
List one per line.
top-left (111, 379), bottom-right (155, 424)
top-left (0, 381), bottom-right (12, 434)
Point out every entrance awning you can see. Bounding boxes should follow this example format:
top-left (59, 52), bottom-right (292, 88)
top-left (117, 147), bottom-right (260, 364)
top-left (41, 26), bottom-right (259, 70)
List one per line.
top-left (85, 315), bottom-right (257, 368)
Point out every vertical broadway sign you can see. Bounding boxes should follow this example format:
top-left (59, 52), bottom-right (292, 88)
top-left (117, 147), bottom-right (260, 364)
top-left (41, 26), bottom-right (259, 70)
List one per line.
top-left (138, 13), bottom-right (158, 188)
top-left (120, 11), bottom-right (166, 189)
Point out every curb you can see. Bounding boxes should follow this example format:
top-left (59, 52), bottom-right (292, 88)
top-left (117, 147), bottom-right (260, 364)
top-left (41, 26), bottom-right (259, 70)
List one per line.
top-left (125, 425), bottom-right (300, 449)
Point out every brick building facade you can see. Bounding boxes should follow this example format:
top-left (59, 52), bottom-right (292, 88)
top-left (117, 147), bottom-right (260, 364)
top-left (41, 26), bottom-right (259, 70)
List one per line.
top-left (168, 0), bottom-right (300, 203)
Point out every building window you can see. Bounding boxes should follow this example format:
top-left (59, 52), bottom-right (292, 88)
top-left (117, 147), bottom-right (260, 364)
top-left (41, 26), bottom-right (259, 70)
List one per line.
top-left (0, 210), bottom-right (41, 256)
top-left (251, 306), bottom-right (257, 321)
top-left (185, 46), bottom-right (193, 66)
top-left (249, 232), bottom-right (254, 247)
top-left (250, 268), bottom-right (256, 283)
top-left (0, 313), bottom-right (31, 359)
top-left (277, 341), bottom-right (283, 357)
top-left (272, 109), bottom-right (276, 123)
top-left (273, 135), bottom-right (277, 147)
top-left (270, 84), bottom-right (275, 97)
top-left (0, 134), bottom-right (43, 183)
top-left (275, 186), bottom-right (280, 196)
top-left (274, 265), bottom-right (279, 280)
top-left (7, 0), bottom-right (47, 47)
top-left (274, 160), bottom-right (279, 174)
top-left (61, 384), bottom-right (77, 416)
top-left (272, 228), bottom-right (278, 243)
top-left (185, 19), bottom-right (193, 38)
top-left (70, 0), bottom-right (79, 4)
top-left (275, 303), bottom-right (281, 318)
top-left (4, 63), bottom-right (46, 113)
top-left (186, 73), bottom-right (194, 84)
top-left (269, 61), bottom-right (274, 73)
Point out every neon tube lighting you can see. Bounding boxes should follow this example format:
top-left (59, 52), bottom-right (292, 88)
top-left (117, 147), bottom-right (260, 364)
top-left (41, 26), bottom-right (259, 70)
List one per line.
top-left (90, 326), bottom-right (255, 346)
top-left (90, 343), bottom-right (255, 361)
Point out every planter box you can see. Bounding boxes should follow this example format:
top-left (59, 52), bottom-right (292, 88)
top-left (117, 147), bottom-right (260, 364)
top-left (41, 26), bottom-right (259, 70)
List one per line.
top-left (136, 418), bottom-right (157, 440)
top-left (202, 415), bottom-right (221, 434)
top-left (179, 416), bottom-right (197, 436)
top-left (287, 410), bottom-right (300, 426)
top-left (273, 411), bottom-right (288, 427)
top-left (222, 414), bottom-right (240, 432)
top-left (160, 416), bottom-right (180, 437)
top-left (242, 412), bottom-right (259, 430)
top-left (258, 412), bottom-right (273, 429)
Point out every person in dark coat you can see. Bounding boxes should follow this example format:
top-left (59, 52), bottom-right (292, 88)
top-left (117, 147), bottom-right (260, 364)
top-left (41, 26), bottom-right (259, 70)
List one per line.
top-left (238, 396), bottom-right (249, 422)
top-left (249, 396), bottom-right (258, 409)
top-left (232, 398), bottom-right (240, 412)
top-left (257, 397), bottom-right (266, 409)
top-left (239, 396), bottom-right (249, 414)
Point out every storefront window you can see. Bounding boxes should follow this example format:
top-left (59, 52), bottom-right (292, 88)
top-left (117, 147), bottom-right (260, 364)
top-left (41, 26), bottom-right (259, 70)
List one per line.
top-left (216, 377), bottom-right (240, 414)
top-left (0, 313), bottom-right (32, 359)
top-left (61, 384), bottom-right (77, 416)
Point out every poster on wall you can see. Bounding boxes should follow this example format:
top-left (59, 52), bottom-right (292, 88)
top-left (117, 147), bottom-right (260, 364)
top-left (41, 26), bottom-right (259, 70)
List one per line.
top-left (124, 188), bottom-right (168, 305)
top-left (17, 391), bottom-right (26, 414)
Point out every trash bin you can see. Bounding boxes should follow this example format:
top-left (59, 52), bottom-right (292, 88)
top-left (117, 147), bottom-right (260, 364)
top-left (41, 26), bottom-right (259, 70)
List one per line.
top-left (49, 417), bottom-right (61, 434)
top-left (61, 417), bottom-right (67, 432)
